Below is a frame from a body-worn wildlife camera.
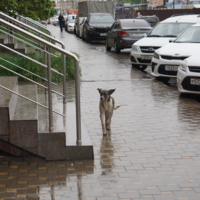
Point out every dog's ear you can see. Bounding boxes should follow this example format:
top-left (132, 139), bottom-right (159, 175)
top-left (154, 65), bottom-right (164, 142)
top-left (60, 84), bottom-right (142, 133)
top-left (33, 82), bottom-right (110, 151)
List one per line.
top-left (97, 88), bottom-right (101, 93)
top-left (108, 89), bottom-right (116, 95)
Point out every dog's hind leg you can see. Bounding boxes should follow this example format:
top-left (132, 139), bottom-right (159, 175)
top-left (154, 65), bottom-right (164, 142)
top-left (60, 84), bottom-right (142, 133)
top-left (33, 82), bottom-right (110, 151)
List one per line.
top-left (105, 112), bottom-right (112, 134)
top-left (100, 113), bottom-right (106, 135)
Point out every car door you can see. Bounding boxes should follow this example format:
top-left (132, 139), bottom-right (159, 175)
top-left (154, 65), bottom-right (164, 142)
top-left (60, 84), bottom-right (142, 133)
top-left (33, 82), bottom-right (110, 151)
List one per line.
top-left (107, 22), bottom-right (119, 47)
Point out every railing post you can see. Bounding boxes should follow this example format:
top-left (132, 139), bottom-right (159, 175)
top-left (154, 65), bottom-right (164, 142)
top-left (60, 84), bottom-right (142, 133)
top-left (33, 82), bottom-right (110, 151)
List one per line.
top-left (75, 61), bottom-right (81, 145)
top-left (47, 51), bottom-right (53, 132)
top-left (62, 54), bottom-right (66, 102)
top-left (44, 46), bottom-right (48, 94)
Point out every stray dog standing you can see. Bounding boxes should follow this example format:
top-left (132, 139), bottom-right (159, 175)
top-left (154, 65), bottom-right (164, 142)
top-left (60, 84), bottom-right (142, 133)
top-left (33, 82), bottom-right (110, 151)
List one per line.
top-left (97, 88), bottom-right (120, 135)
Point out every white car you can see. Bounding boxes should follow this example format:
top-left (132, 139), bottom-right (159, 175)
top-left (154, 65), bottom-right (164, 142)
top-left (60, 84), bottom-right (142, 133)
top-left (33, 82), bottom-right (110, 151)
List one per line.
top-left (130, 14), bottom-right (200, 71)
top-left (177, 53), bottom-right (200, 95)
top-left (52, 16), bottom-right (59, 26)
top-left (151, 23), bottom-right (200, 83)
top-left (65, 14), bottom-right (76, 32)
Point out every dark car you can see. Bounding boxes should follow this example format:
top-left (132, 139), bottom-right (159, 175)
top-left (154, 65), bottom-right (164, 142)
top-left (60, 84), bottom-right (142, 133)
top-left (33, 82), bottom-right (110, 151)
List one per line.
top-left (136, 15), bottom-right (159, 27)
top-left (83, 13), bottom-right (115, 43)
top-left (106, 19), bottom-right (152, 53)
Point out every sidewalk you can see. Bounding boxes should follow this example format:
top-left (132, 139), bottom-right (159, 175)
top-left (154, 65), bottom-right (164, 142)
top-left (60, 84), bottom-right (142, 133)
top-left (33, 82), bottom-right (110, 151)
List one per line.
top-left (1, 26), bottom-right (200, 200)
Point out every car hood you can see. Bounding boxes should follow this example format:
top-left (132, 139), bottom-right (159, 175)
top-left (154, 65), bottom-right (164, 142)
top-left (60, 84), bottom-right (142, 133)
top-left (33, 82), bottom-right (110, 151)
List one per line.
top-left (156, 43), bottom-right (200, 56)
top-left (183, 53), bottom-right (200, 66)
top-left (134, 37), bottom-right (174, 47)
top-left (68, 23), bottom-right (75, 26)
top-left (89, 22), bottom-right (113, 28)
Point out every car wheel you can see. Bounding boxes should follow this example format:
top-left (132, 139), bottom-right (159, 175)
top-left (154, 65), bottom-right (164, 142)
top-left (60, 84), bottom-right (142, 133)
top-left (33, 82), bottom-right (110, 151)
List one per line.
top-left (131, 64), bottom-right (140, 68)
top-left (137, 65), bottom-right (147, 71)
top-left (114, 41), bottom-right (120, 53)
top-left (106, 39), bottom-right (111, 51)
top-left (156, 77), bottom-right (170, 83)
top-left (86, 33), bottom-right (91, 43)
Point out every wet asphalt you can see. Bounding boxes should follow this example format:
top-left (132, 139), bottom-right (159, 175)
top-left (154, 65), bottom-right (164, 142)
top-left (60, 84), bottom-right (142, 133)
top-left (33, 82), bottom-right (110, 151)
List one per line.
top-left (1, 24), bottom-right (200, 200)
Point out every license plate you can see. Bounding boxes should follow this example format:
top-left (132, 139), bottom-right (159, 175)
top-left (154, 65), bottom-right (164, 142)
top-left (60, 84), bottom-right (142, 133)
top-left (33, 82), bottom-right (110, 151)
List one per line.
top-left (141, 55), bottom-right (152, 60)
top-left (190, 78), bottom-right (200, 85)
top-left (165, 65), bottom-right (178, 71)
top-left (100, 33), bottom-right (106, 36)
top-left (132, 33), bottom-right (144, 37)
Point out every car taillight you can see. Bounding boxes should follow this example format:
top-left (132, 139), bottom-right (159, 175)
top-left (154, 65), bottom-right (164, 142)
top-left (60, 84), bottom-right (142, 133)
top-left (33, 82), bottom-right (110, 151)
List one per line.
top-left (118, 31), bottom-right (128, 37)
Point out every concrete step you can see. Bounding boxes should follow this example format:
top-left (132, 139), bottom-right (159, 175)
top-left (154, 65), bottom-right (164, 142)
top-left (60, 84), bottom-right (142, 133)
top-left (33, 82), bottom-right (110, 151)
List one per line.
top-left (0, 34), bottom-right (35, 54)
top-left (0, 44), bottom-right (25, 53)
top-left (37, 89), bottom-right (65, 133)
top-left (0, 34), bottom-right (9, 43)
top-left (0, 76), bottom-right (18, 139)
top-left (0, 77), bottom-right (94, 160)
top-left (12, 83), bottom-right (38, 120)
top-left (9, 83), bottom-right (38, 155)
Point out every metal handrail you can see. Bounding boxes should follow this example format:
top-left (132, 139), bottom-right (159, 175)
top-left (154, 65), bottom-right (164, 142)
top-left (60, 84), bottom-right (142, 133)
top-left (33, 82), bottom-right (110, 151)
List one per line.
top-left (0, 57), bottom-right (49, 83)
top-left (0, 27), bottom-right (46, 52)
top-left (0, 44), bottom-right (64, 98)
top-left (0, 18), bottom-right (82, 145)
top-left (0, 84), bottom-right (65, 117)
top-left (0, 64), bottom-right (47, 89)
top-left (0, 12), bottom-right (64, 48)
top-left (26, 17), bottom-right (47, 28)
top-left (0, 44), bottom-right (62, 77)
top-left (18, 15), bottom-right (50, 34)
top-left (0, 12), bottom-right (67, 101)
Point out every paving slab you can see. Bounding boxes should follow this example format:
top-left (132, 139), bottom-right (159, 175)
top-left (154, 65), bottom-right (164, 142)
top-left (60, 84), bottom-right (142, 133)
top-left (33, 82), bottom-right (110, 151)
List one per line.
top-left (1, 25), bottom-right (200, 199)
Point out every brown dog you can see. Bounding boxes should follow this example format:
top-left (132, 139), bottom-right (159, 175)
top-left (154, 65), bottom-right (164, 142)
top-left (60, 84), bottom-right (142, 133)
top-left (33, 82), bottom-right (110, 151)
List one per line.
top-left (97, 88), bottom-right (120, 135)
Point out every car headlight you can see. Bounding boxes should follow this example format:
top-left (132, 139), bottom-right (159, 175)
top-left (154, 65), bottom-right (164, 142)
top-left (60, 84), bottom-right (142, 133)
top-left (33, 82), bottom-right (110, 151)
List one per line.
top-left (89, 27), bottom-right (94, 30)
top-left (132, 45), bottom-right (138, 52)
top-left (153, 52), bottom-right (159, 60)
top-left (179, 62), bottom-right (187, 72)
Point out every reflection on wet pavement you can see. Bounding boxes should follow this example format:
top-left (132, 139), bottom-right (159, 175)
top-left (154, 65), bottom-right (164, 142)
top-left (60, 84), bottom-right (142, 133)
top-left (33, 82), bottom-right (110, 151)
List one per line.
top-left (1, 25), bottom-right (200, 200)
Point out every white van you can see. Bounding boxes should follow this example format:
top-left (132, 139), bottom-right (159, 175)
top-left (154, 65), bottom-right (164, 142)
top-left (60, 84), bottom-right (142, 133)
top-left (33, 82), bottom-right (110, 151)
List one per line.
top-left (130, 14), bottom-right (200, 71)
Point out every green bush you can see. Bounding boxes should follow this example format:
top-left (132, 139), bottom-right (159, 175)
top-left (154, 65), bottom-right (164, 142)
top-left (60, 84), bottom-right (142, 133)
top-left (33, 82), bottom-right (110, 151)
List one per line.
top-left (0, 52), bottom-right (81, 82)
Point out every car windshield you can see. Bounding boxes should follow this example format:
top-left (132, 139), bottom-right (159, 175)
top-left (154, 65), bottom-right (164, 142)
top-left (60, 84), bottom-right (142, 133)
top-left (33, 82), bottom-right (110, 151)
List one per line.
top-left (68, 16), bottom-right (76, 23)
top-left (121, 20), bottom-right (150, 28)
top-left (141, 16), bottom-right (159, 23)
top-left (147, 22), bottom-right (194, 37)
top-left (89, 15), bottom-right (114, 23)
top-left (175, 26), bottom-right (200, 43)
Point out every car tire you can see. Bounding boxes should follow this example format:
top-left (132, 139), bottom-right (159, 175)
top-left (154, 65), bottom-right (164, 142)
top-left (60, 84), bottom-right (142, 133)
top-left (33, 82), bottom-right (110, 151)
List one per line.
top-left (137, 65), bottom-right (148, 71)
top-left (156, 77), bottom-right (170, 83)
top-left (86, 33), bottom-right (91, 43)
top-left (114, 41), bottom-right (120, 53)
top-left (106, 39), bottom-right (111, 51)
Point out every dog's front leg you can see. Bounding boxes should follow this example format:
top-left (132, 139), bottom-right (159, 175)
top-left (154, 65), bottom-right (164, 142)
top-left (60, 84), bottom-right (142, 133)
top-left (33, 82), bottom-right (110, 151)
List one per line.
top-left (105, 112), bottom-right (112, 134)
top-left (100, 113), bottom-right (106, 135)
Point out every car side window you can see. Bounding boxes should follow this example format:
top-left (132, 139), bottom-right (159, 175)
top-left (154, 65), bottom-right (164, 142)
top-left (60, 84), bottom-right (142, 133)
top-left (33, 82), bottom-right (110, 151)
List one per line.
top-left (111, 22), bottom-right (119, 30)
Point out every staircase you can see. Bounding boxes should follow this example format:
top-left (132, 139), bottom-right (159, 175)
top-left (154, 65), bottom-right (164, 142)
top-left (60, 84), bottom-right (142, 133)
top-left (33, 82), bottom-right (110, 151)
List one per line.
top-left (0, 34), bottom-right (35, 54)
top-left (0, 76), bottom-right (94, 161)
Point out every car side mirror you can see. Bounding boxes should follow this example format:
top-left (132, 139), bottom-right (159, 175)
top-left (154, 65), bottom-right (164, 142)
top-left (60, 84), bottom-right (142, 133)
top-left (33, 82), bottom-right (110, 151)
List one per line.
top-left (169, 39), bottom-right (175, 43)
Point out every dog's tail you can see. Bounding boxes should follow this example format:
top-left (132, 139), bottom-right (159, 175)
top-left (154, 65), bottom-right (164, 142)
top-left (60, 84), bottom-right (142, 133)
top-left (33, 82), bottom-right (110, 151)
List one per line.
top-left (114, 105), bottom-right (120, 110)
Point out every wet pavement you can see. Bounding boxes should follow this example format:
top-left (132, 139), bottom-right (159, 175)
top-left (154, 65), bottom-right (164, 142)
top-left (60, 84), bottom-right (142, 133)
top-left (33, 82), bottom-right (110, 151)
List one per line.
top-left (1, 25), bottom-right (200, 200)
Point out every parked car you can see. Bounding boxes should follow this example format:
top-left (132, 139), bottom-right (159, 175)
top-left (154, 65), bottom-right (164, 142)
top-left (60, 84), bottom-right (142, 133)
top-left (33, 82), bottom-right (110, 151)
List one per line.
top-left (136, 15), bottom-right (159, 27)
top-left (105, 19), bottom-right (152, 53)
top-left (151, 23), bottom-right (200, 83)
top-left (79, 18), bottom-right (86, 38)
top-left (65, 14), bottom-right (76, 32)
top-left (130, 14), bottom-right (200, 71)
top-left (83, 13), bottom-right (115, 43)
top-left (74, 17), bottom-right (87, 37)
top-left (52, 16), bottom-right (59, 26)
top-left (177, 53), bottom-right (200, 95)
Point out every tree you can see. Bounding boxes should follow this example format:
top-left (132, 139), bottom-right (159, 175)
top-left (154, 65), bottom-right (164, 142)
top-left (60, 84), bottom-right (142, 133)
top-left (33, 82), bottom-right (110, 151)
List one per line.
top-left (0, 0), bottom-right (57, 20)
